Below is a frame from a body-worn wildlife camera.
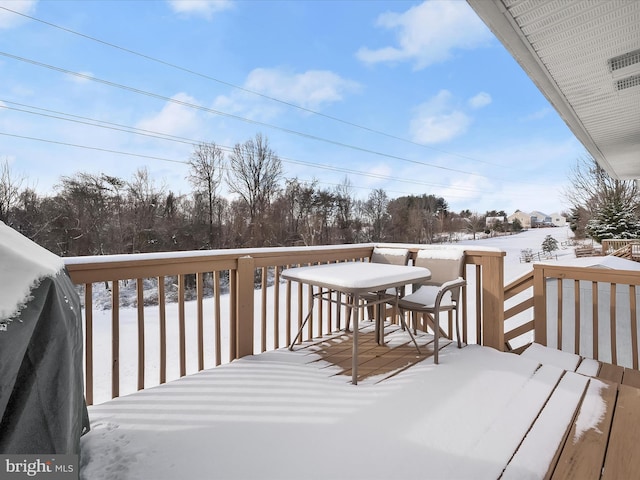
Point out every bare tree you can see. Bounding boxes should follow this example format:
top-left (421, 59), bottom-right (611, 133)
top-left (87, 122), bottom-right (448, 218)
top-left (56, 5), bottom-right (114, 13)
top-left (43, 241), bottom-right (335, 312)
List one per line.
top-left (0, 158), bottom-right (24, 225)
top-left (464, 212), bottom-right (486, 241)
top-left (226, 133), bottom-right (283, 246)
top-left (363, 188), bottom-right (389, 242)
top-left (127, 167), bottom-right (165, 253)
top-left (564, 155), bottom-right (639, 238)
top-left (188, 142), bottom-right (224, 248)
top-left (55, 172), bottom-right (114, 255)
top-left (334, 177), bottom-right (355, 243)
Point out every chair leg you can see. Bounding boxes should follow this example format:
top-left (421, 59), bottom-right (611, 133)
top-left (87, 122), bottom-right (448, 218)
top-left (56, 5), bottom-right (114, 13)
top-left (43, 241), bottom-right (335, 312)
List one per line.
top-left (367, 303), bottom-right (375, 321)
top-left (398, 310), bottom-right (421, 354)
top-left (455, 308), bottom-right (462, 348)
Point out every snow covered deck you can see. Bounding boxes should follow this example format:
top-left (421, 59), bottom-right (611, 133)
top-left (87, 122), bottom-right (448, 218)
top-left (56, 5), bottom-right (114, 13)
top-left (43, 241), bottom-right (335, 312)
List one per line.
top-left (80, 323), bottom-right (640, 480)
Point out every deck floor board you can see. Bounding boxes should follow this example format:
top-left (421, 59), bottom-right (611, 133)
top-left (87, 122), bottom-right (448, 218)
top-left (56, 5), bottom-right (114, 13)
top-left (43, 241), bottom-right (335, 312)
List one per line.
top-left (601, 384), bottom-right (640, 479)
top-left (552, 378), bottom-right (617, 480)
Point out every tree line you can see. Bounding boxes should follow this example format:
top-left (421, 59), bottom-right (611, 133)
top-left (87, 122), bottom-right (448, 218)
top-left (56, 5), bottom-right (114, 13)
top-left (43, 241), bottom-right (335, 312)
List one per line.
top-left (2, 133), bottom-right (519, 257)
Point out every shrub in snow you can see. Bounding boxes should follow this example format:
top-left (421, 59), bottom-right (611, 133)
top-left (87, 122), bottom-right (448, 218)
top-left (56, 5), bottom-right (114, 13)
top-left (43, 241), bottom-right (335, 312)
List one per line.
top-left (541, 235), bottom-right (559, 254)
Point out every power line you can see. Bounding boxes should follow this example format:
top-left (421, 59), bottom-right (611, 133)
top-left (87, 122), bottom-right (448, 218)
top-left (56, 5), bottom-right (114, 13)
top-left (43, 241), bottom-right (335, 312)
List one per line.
top-left (0, 5), bottom-right (509, 169)
top-left (0, 54), bottom-right (491, 179)
top-left (0, 130), bottom-right (479, 199)
top-left (0, 131), bottom-right (187, 165)
top-left (0, 101), bottom-right (482, 193)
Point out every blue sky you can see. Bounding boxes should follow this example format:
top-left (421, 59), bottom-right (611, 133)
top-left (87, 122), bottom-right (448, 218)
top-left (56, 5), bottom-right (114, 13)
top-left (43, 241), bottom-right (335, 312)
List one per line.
top-left (0, 0), bottom-right (585, 215)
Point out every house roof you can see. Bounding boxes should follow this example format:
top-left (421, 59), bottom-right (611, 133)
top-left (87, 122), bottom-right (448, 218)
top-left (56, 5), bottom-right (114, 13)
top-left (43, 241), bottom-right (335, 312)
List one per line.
top-left (467, 0), bottom-right (640, 180)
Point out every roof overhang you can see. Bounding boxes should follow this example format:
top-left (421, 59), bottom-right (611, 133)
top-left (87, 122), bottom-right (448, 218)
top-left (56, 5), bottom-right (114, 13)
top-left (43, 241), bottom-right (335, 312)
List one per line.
top-left (467, 0), bottom-right (640, 180)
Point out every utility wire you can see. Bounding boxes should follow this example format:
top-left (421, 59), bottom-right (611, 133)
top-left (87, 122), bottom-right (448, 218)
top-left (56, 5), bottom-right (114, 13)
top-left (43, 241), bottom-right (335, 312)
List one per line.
top-left (0, 101), bottom-right (481, 193)
top-left (0, 5), bottom-right (509, 169)
top-left (0, 50), bottom-right (489, 179)
top-left (0, 130), bottom-right (477, 199)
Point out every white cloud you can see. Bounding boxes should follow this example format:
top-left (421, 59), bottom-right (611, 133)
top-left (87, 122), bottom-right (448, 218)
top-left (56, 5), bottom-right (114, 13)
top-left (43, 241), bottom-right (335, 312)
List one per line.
top-left (410, 90), bottom-right (471, 144)
top-left (245, 68), bottom-right (361, 109)
top-left (136, 92), bottom-right (202, 137)
top-left (468, 92), bottom-right (492, 109)
top-left (167, 0), bottom-right (232, 19)
top-left (520, 107), bottom-right (553, 122)
top-left (214, 67), bottom-right (361, 120)
top-left (356, 0), bottom-right (492, 70)
top-left (0, 0), bottom-right (37, 29)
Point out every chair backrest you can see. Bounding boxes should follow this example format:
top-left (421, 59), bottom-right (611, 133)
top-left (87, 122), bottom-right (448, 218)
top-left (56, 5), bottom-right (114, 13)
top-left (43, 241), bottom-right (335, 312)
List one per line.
top-left (370, 247), bottom-right (410, 266)
top-left (415, 249), bottom-right (465, 300)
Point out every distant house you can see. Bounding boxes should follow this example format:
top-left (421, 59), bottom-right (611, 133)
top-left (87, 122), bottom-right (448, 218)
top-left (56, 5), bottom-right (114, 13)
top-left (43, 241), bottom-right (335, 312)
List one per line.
top-left (549, 213), bottom-right (567, 227)
top-left (485, 216), bottom-right (506, 228)
top-left (508, 210), bottom-right (532, 229)
top-left (530, 210), bottom-right (552, 227)
top-left (507, 210), bottom-right (566, 229)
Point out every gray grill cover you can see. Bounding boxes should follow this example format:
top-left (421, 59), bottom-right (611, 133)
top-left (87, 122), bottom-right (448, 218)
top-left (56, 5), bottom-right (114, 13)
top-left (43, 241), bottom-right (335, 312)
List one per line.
top-left (0, 259), bottom-right (89, 453)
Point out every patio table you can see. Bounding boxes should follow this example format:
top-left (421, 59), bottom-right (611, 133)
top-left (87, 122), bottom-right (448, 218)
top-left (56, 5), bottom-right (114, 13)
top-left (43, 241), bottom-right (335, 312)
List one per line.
top-left (281, 261), bottom-right (431, 384)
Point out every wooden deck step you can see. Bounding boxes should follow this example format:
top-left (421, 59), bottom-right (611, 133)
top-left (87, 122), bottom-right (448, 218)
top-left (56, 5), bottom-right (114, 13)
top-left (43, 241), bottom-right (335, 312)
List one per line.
top-left (601, 384), bottom-right (640, 479)
top-left (519, 346), bottom-right (640, 479)
top-left (503, 372), bottom-right (589, 479)
top-left (551, 378), bottom-right (617, 479)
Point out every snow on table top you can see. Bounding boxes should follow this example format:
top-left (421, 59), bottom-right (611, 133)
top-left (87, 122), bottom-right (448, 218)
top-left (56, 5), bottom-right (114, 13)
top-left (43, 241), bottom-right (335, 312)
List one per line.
top-left (280, 262), bottom-right (431, 293)
top-left (0, 221), bottom-right (64, 322)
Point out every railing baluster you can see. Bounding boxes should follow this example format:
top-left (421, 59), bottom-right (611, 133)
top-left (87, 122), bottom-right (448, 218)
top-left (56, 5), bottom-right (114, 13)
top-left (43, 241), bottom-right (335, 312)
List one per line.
top-left (574, 279), bottom-right (580, 355)
top-left (229, 270), bottom-right (237, 360)
top-left (158, 276), bottom-right (166, 384)
top-left (136, 278), bottom-right (145, 391)
top-left (273, 266), bottom-right (280, 350)
top-left (285, 273), bottom-right (292, 347)
top-left (84, 283), bottom-right (93, 406)
top-left (197, 272), bottom-right (204, 371)
top-left (610, 283), bottom-right (617, 365)
top-left (557, 278), bottom-right (563, 350)
top-left (318, 287), bottom-right (324, 338)
top-left (261, 267), bottom-right (268, 353)
top-left (307, 284), bottom-right (313, 340)
top-left (111, 280), bottom-right (120, 399)
top-left (592, 281), bottom-right (599, 360)
top-left (214, 271), bottom-right (221, 366)
top-left (178, 274), bottom-right (186, 376)
top-left (475, 264), bottom-right (482, 345)
top-left (631, 284), bottom-right (638, 370)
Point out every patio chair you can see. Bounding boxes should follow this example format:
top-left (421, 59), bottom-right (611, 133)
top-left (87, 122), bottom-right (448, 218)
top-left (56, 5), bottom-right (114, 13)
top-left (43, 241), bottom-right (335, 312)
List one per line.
top-left (396, 249), bottom-right (466, 364)
top-left (345, 247), bottom-right (411, 334)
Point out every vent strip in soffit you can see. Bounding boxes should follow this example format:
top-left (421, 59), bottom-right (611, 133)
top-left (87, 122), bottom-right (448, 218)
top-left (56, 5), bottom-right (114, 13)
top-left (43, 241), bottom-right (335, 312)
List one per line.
top-left (609, 48), bottom-right (640, 73)
top-left (615, 74), bottom-right (640, 92)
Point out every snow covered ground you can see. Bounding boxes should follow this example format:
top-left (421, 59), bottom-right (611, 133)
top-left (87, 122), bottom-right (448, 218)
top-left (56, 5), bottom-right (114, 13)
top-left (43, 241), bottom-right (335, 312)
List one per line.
top-left (80, 226), bottom-right (621, 479)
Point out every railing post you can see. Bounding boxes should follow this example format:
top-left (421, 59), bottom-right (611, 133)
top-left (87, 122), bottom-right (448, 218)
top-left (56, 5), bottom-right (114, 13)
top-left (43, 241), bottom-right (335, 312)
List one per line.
top-left (236, 255), bottom-right (255, 358)
top-left (481, 252), bottom-right (505, 351)
top-left (533, 264), bottom-right (547, 345)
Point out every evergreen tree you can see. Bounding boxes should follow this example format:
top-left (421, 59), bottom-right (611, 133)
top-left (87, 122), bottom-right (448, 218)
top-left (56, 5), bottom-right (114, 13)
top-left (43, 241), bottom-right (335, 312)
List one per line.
top-left (541, 235), bottom-right (559, 253)
top-left (511, 218), bottom-right (523, 232)
top-left (586, 199), bottom-right (640, 242)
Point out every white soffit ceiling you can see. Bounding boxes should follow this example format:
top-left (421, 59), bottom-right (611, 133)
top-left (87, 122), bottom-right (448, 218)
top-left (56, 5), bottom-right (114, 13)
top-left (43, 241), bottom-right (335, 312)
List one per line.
top-left (467, 0), bottom-right (640, 180)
